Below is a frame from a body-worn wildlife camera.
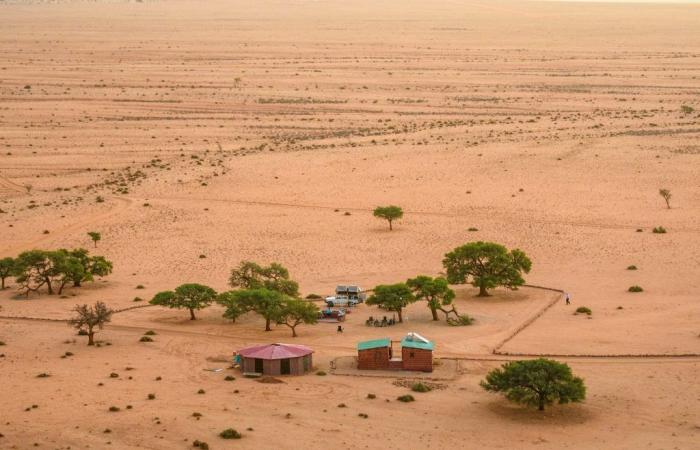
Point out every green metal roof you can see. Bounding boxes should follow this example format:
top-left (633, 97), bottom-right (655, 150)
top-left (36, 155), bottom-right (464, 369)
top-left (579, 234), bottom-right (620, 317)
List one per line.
top-left (357, 338), bottom-right (390, 351)
top-left (401, 337), bottom-right (434, 351)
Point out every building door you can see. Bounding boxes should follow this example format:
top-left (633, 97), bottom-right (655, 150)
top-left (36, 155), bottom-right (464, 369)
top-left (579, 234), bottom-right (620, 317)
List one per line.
top-left (281, 358), bottom-right (291, 375)
top-left (254, 358), bottom-right (263, 373)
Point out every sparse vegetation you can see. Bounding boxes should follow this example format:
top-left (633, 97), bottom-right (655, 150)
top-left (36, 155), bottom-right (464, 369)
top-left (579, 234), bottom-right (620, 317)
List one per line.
top-left (150, 283), bottom-right (217, 320)
top-left (68, 301), bottom-right (113, 346)
top-left (219, 428), bottom-right (242, 439)
top-left (658, 189), bottom-right (672, 209)
top-left (652, 226), bottom-right (667, 234)
top-left (626, 265), bottom-right (637, 270)
top-left (373, 205), bottom-right (404, 231)
top-left (575, 306), bottom-right (592, 315)
top-left (628, 285), bottom-right (644, 293)
top-left (481, 359), bottom-right (586, 411)
top-left (87, 231), bottom-right (101, 248)
top-left (443, 242), bottom-right (532, 297)
top-left (366, 283), bottom-right (416, 323)
top-left (411, 382), bottom-right (432, 393)
top-left (397, 395), bottom-right (415, 402)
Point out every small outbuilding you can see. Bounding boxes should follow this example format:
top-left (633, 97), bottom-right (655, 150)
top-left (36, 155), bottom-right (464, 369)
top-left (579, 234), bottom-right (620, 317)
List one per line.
top-left (356, 333), bottom-right (434, 372)
top-left (238, 343), bottom-right (313, 376)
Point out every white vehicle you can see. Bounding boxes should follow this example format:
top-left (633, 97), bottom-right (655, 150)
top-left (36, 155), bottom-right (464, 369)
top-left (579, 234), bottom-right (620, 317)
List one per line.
top-left (324, 295), bottom-right (359, 307)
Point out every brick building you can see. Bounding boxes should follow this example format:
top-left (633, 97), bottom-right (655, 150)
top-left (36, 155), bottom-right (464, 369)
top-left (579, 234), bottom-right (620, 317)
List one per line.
top-left (356, 333), bottom-right (434, 372)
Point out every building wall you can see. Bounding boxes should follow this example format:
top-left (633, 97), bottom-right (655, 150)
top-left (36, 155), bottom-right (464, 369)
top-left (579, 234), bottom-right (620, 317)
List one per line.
top-left (358, 347), bottom-right (390, 370)
top-left (401, 348), bottom-right (433, 372)
top-left (241, 356), bottom-right (312, 375)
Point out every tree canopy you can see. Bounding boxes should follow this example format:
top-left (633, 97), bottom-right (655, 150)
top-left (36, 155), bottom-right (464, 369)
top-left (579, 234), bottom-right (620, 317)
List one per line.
top-left (150, 283), bottom-right (217, 320)
top-left (228, 261), bottom-right (299, 297)
top-left (0, 257), bottom-right (16, 289)
top-left (373, 205), bottom-right (403, 231)
top-left (275, 298), bottom-right (319, 337)
top-left (443, 241), bottom-right (531, 297)
top-left (406, 275), bottom-right (455, 321)
top-left (68, 301), bottom-right (113, 346)
top-left (366, 283), bottom-right (416, 323)
top-left (219, 287), bottom-right (286, 331)
top-left (480, 358), bottom-right (586, 411)
top-left (87, 231), bottom-right (102, 248)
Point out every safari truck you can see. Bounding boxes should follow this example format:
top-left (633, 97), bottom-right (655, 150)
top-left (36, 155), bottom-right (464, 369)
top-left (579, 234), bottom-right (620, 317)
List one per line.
top-left (325, 285), bottom-right (366, 307)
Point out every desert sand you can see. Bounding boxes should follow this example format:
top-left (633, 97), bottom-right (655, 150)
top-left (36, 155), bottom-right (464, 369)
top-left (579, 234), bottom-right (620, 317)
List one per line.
top-left (0, 0), bottom-right (699, 449)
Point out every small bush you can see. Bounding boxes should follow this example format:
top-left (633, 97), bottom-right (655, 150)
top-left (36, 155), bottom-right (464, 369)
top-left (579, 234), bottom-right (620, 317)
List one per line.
top-left (411, 382), bottom-right (432, 393)
top-left (626, 265), bottom-right (637, 270)
top-left (652, 226), bottom-right (666, 234)
top-left (0, 341), bottom-right (5, 346)
top-left (305, 293), bottom-right (322, 299)
top-left (337, 403), bottom-right (347, 408)
top-left (36, 373), bottom-right (50, 378)
top-left (144, 330), bottom-right (157, 336)
top-left (224, 375), bottom-right (235, 381)
top-left (446, 315), bottom-right (473, 326)
top-left (193, 440), bottom-right (209, 450)
top-left (315, 370), bottom-right (326, 376)
top-left (197, 389), bottom-right (206, 394)
top-left (628, 285), bottom-right (644, 293)
top-left (397, 395), bottom-right (415, 403)
top-left (681, 105), bottom-right (694, 114)
top-left (147, 393), bottom-right (156, 400)
top-left (140, 336), bottom-right (154, 342)
top-left (366, 393), bottom-right (376, 399)
top-left (358, 413), bottom-right (369, 418)
top-left (136, 284), bottom-right (145, 289)
top-left (219, 428), bottom-right (242, 439)
top-left (108, 406), bottom-right (120, 412)
top-left (468, 227), bottom-right (479, 232)
top-left (192, 412), bottom-right (203, 418)
top-left (574, 306), bottom-right (592, 315)
top-left (77, 329), bottom-right (88, 336)
top-left (133, 297), bottom-right (143, 302)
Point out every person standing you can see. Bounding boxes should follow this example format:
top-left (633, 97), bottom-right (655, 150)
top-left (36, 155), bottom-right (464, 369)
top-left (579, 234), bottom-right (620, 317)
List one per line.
top-left (565, 293), bottom-right (571, 305)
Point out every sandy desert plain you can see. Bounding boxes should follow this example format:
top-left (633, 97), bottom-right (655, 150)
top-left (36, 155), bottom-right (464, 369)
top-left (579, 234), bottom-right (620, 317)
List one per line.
top-left (0, 0), bottom-right (699, 449)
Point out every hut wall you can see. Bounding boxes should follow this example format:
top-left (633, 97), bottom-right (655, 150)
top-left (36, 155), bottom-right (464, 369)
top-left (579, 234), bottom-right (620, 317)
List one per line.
top-left (263, 358), bottom-right (281, 376)
top-left (401, 348), bottom-right (433, 372)
top-left (358, 347), bottom-right (390, 370)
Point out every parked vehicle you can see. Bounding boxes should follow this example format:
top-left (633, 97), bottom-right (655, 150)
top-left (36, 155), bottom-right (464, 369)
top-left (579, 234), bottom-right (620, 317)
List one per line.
top-left (335, 285), bottom-right (366, 303)
top-left (324, 295), bottom-right (358, 307)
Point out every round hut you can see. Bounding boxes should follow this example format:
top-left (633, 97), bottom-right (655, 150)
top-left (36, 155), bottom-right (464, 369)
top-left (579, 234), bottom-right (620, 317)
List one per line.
top-left (238, 343), bottom-right (314, 376)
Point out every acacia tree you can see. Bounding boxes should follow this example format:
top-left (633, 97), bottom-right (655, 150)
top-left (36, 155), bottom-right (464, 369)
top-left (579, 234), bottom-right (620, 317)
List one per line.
top-left (217, 291), bottom-right (248, 323)
top-left (0, 257), bottom-right (16, 289)
top-left (68, 301), bottom-right (113, 346)
top-left (406, 275), bottom-right (456, 321)
top-left (87, 231), bottom-right (101, 248)
top-left (150, 283), bottom-right (217, 320)
top-left (443, 241), bottom-right (532, 297)
top-left (373, 205), bottom-right (403, 231)
top-left (480, 359), bottom-right (586, 411)
top-left (275, 298), bottom-right (319, 337)
top-left (229, 261), bottom-right (299, 296)
top-left (14, 250), bottom-right (62, 296)
top-left (366, 283), bottom-right (416, 323)
top-left (659, 189), bottom-right (672, 209)
top-left (223, 288), bottom-right (285, 331)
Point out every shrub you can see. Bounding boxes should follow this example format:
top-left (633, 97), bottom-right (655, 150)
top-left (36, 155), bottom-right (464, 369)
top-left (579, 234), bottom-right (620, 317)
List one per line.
top-left (219, 428), bottom-right (242, 439)
top-left (358, 413), bottom-right (369, 418)
top-left (0, 341), bottom-right (5, 346)
top-left (628, 285), bottom-right (644, 293)
top-left (652, 226), bottom-right (666, 234)
top-left (36, 373), bottom-right (50, 378)
top-left (305, 293), bottom-right (322, 299)
top-left (197, 389), bottom-right (205, 394)
top-left (626, 265), bottom-right (637, 270)
top-left (136, 285), bottom-right (145, 289)
top-left (446, 315), bottom-right (473, 326)
top-left (139, 336), bottom-right (153, 342)
top-left (337, 403), bottom-right (347, 408)
top-left (468, 227), bottom-right (479, 232)
top-left (144, 330), bottom-right (157, 336)
top-left (224, 375), bottom-right (235, 381)
top-left (681, 105), bottom-right (694, 114)
top-left (147, 393), bottom-right (156, 400)
top-left (316, 370), bottom-right (326, 376)
top-left (366, 393), bottom-right (376, 399)
top-left (108, 406), bottom-right (120, 412)
top-left (193, 440), bottom-right (209, 450)
top-left (411, 382), bottom-right (432, 393)
top-left (574, 306), bottom-right (592, 315)
top-left (397, 395), bottom-right (415, 402)
top-left (192, 412), bottom-right (203, 418)
top-left (133, 297), bottom-right (143, 302)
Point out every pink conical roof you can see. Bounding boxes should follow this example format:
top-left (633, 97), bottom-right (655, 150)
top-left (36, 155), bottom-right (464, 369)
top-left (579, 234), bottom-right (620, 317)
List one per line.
top-left (238, 343), bottom-right (313, 360)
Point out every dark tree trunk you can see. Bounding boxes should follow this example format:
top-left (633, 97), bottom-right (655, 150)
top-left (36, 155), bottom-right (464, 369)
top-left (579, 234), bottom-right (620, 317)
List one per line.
top-left (397, 309), bottom-right (403, 323)
top-left (73, 279), bottom-right (82, 287)
top-left (538, 396), bottom-right (545, 411)
top-left (291, 326), bottom-right (297, 337)
top-left (88, 330), bottom-right (95, 346)
top-left (430, 305), bottom-right (439, 321)
top-left (388, 220), bottom-right (393, 231)
top-left (1, 278), bottom-right (5, 289)
top-left (265, 317), bottom-right (271, 331)
top-left (478, 285), bottom-right (489, 297)
top-left (46, 278), bottom-right (54, 295)
top-left (189, 308), bottom-right (196, 320)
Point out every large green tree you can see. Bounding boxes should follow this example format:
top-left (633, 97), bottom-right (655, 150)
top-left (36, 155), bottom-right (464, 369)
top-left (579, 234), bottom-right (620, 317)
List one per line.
top-left (222, 288), bottom-right (286, 331)
top-left (14, 250), bottom-right (63, 296)
top-left (480, 358), bottom-right (586, 411)
top-left (373, 205), bottom-right (403, 231)
top-left (443, 241), bottom-right (532, 297)
top-left (68, 301), bottom-right (113, 346)
top-left (0, 257), bottom-right (16, 289)
top-left (275, 298), bottom-right (319, 337)
top-left (150, 283), bottom-right (217, 320)
top-left (366, 283), bottom-right (416, 323)
top-left (406, 275), bottom-right (456, 321)
top-left (228, 261), bottom-right (299, 296)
